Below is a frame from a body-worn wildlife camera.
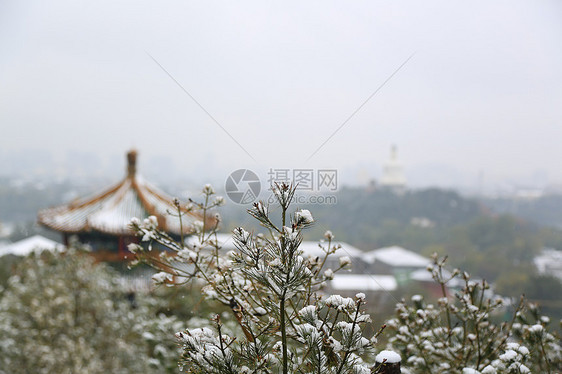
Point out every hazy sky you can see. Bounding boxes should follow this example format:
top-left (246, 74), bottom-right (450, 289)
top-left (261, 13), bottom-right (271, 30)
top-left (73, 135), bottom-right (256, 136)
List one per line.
top-left (1, 1), bottom-right (561, 189)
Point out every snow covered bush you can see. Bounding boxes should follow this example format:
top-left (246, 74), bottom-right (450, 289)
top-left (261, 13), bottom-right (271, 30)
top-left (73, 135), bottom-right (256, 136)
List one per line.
top-left (139, 311), bottom-right (187, 373)
top-left (0, 246), bottom-right (184, 374)
top-left (385, 254), bottom-right (561, 373)
top-left (131, 183), bottom-right (386, 373)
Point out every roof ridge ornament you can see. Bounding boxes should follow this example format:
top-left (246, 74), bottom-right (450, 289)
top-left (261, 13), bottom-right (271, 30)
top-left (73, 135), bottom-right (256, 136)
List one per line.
top-left (127, 149), bottom-right (137, 177)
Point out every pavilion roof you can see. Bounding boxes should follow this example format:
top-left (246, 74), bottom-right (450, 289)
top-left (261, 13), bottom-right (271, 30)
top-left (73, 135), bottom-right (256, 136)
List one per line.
top-left (38, 150), bottom-right (201, 236)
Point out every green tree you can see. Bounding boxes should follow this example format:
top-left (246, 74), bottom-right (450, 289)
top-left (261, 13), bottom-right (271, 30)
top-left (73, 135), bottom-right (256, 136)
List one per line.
top-left (131, 183), bottom-right (384, 373)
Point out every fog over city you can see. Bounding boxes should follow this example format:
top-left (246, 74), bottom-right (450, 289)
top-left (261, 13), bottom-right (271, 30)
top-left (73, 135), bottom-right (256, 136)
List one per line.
top-left (1, 1), bottom-right (561, 191)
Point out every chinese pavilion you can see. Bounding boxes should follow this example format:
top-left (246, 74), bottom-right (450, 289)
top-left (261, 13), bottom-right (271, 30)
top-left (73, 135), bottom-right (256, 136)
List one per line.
top-left (38, 150), bottom-right (201, 261)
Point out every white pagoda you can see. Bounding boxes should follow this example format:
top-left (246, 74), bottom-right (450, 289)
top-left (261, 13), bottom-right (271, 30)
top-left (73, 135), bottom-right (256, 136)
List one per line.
top-left (380, 145), bottom-right (407, 193)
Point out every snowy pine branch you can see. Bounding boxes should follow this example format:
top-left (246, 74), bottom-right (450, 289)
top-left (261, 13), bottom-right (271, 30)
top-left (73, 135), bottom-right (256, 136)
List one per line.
top-left (130, 183), bottom-right (383, 373)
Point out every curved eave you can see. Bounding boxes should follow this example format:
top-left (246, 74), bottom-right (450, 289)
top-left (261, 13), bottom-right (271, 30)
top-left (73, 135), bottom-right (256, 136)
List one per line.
top-left (37, 221), bottom-right (136, 236)
top-left (38, 174), bottom-right (204, 236)
top-left (133, 176), bottom-right (205, 235)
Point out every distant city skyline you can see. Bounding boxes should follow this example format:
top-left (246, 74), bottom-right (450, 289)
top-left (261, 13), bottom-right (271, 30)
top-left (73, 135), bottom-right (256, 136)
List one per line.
top-left (0, 147), bottom-right (555, 195)
top-left (1, 1), bottom-right (561, 191)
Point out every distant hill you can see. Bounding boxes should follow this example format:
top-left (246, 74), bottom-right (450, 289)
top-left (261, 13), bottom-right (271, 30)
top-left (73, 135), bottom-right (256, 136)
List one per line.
top-left (299, 187), bottom-right (486, 248)
top-left (481, 194), bottom-right (562, 229)
top-left (0, 179), bottom-right (101, 224)
top-left (321, 187), bottom-right (483, 223)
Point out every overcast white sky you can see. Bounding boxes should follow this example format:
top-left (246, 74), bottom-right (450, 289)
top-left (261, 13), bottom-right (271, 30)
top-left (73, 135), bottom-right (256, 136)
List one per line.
top-left (1, 0), bottom-right (561, 189)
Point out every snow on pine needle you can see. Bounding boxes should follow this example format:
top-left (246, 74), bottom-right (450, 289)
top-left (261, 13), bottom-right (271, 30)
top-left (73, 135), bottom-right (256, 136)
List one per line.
top-left (130, 183), bottom-right (386, 374)
top-left (384, 254), bottom-right (561, 373)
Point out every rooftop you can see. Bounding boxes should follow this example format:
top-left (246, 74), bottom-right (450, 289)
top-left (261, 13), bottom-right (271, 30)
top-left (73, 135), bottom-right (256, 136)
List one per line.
top-left (38, 150), bottom-right (201, 236)
top-left (0, 235), bottom-right (63, 257)
top-left (534, 248), bottom-right (562, 280)
top-left (330, 274), bottom-right (397, 292)
top-left (364, 245), bottom-right (430, 267)
top-left (299, 240), bottom-right (364, 259)
top-left (186, 233), bottom-right (364, 258)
